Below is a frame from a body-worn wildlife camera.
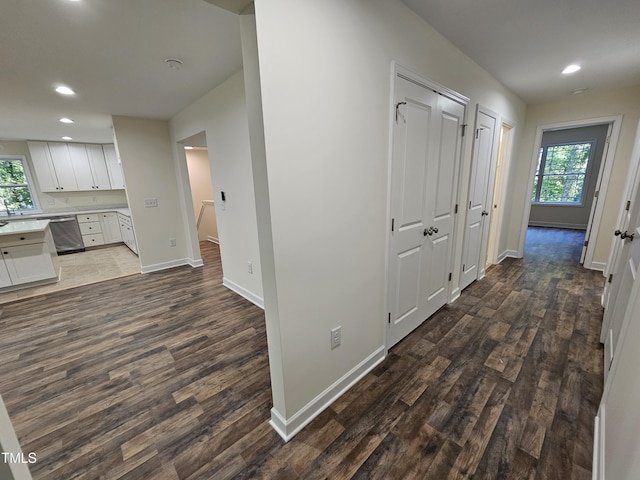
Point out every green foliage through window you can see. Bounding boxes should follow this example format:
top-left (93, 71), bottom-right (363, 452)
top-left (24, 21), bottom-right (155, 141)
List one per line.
top-left (0, 158), bottom-right (36, 213)
top-left (531, 142), bottom-right (592, 204)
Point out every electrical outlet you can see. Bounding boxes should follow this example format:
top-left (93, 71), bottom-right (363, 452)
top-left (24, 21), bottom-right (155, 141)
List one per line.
top-left (247, 261), bottom-right (253, 274)
top-left (144, 198), bottom-right (158, 208)
top-left (331, 326), bottom-right (341, 349)
top-left (169, 238), bottom-right (176, 247)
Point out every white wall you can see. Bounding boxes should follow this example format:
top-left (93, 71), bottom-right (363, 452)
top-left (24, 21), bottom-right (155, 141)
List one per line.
top-left (112, 116), bottom-right (191, 271)
top-left (169, 70), bottom-right (263, 305)
top-left (185, 149), bottom-right (218, 242)
top-left (507, 84), bottom-right (640, 264)
top-left (252, 0), bottom-right (526, 436)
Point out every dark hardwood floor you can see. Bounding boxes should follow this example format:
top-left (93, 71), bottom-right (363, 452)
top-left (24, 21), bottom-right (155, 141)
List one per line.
top-left (0, 228), bottom-right (604, 479)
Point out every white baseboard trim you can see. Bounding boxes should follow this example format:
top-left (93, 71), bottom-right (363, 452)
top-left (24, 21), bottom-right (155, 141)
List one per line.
top-left (222, 277), bottom-right (264, 309)
top-left (528, 221), bottom-right (587, 230)
top-left (141, 258), bottom-right (192, 274)
top-left (207, 236), bottom-right (219, 244)
top-left (269, 346), bottom-right (386, 442)
top-left (586, 261), bottom-right (606, 272)
top-left (504, 249), bottom-right (520, 259)
top-left (189, 258), bottom-right (204, 268)
top-left (449, 287), bottom-right (461, 303)
top-left (593, 412), bottom-right (601, 480)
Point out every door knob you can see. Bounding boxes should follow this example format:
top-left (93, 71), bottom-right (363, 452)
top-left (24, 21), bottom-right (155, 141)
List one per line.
top-left (481, 211), bottom-right (489, 216)
top-left (615, 229), bottom-right (622, 236)
top-left (620, 231), bottom-right (635, 241)
top-left (423, 226), bottom-right (439, 236)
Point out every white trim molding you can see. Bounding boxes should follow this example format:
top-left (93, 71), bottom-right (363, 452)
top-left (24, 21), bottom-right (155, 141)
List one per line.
top-left (140, 258), bottom-right (193, 274)
top-left (222, 277), bottom-right (264, 309)
top-left (518, 115), bottom-right (623, 261)
top-left (269, 346), bottom-right (386, 442)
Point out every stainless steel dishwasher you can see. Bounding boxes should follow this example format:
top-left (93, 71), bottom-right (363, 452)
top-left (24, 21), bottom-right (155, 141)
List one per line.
top-left (47, 216), bottom-right (85, 254)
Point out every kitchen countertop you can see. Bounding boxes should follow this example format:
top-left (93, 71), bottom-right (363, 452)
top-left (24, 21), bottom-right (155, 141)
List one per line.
top-left (0, 219), bottom-right (50, 235)
top-left (2, 207), bottom-right (131, 221)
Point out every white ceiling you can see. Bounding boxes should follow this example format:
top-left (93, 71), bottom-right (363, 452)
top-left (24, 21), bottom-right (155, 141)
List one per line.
top-left (400, 0), bottom-right (640, 104)
top-left (1, 0), bottom-right (639, 145)
top-left (0, 0), bottom-right (242, 144)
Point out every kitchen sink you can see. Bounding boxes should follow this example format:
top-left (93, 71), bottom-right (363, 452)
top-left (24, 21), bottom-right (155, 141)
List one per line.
top-left (0, 222), bottom-right (8, 227)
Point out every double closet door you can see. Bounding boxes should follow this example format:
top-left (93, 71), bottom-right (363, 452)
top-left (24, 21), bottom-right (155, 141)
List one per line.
top-left (387, 74), bottom-right (465, 348)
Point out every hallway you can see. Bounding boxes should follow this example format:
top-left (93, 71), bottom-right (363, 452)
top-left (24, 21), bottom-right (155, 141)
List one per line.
top-left (0, 231), bottom-right (604, 478)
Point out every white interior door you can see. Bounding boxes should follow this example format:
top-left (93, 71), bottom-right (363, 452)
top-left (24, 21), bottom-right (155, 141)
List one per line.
top-left (603, 120), bottom-right (640, 313)
top-left (596, 226), bottom-right (640, 480)
top-left (387, 74), bottom-right (464, 348)
top-left (601, 159), bottom-right (640, 379)
top-left (460, 108), bottom-right (498, 290)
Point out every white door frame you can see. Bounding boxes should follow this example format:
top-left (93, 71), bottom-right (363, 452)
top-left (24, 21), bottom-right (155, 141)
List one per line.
top-left (383, 62), bottom-right (468, 351)
top-left (518, 115), bottom-right (623, 269)
top-left (487, 119), bottom-right (515, 265)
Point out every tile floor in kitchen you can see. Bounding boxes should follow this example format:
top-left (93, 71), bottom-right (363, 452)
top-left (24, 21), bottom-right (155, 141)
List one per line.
top-left (0, 245), bottom-right (140, 305)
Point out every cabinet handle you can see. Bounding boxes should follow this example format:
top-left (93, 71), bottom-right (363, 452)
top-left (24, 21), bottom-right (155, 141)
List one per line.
top-left (3, 252), bottom-right (7, 255)
top-left (20, 237), bottom-right (25, 240)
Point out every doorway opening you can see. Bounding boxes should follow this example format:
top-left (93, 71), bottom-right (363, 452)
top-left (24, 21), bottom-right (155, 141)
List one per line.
top-left (486, 121), bottom-right (514, 266)
top-left (177, 131), bottom-right (220, 267)
top-left (519, 116), bottom-right (623, 269)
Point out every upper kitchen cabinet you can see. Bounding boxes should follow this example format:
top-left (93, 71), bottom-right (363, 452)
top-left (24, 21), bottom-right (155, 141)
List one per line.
top-left (27, 141), bottom-right (60, 192)
top-left (27, 141), bottom-right (124, 193)
top-left (70, 143), bottom-right (112, 190)
top-left (102, 144), bottom-right (125, 189)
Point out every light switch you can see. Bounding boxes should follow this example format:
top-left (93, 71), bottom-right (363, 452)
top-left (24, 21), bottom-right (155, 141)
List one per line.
top-left (144, 198), bottom-right (158, 208)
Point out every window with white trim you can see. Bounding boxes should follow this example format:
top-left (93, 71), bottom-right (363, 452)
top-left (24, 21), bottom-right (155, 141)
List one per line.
top-left (531, 142), bottom-right (592, 204)
top-left (0, 155), bottom-right (39, 215)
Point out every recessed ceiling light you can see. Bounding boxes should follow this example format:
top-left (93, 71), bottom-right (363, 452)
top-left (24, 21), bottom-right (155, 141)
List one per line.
top-left (59, 117), bottom-right (74, 124)
top-left (61, 136), bottom-right (73, 140)
top-left (562, 64), bottom-right (581, 74)
top-left (55, 85), bottom-right (76, 96)
top-left (570, 88), bottom-right (588, 95)
top-left (184, 146), bottom-right (194, 150)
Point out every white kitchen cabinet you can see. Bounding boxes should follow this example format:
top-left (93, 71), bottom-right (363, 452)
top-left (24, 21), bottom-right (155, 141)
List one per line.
top-left (85, 144), bottom-right (112, 190)
top-left (0, 221), bottom-right (59, 290)
top-left (0, 258), bottom-right (11, 288)
top-left (66, 144), bottom-right (112, 191)
top-left (2, 243), bottom-right (57, 285)
top-left (47, 143), bottom-right (78, 191)
top-left (27, 141), bottom-right (60, 192)
top-left (118, 213), bottom-right (138, 254)
top-left (102, 144), bottom-right (125, 189)
top-left (100, 212), bottom-right (122, 244)
top-left (77, 214), bottom-right (104, 247)
top-left (28, 141), bottom-right (123, 193)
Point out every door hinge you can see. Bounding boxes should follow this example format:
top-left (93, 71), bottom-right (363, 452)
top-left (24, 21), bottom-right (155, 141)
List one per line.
top-left (584, 240), bottom-right (589, 247)
top-left (388, 312), bottom-right (391, 324)
top-left (391, 218), bottom-right (395, 232)
top-left (626, 200), bottom-right (631, 211)
top-left (608, 273), bottom-right (613, 283)
top-left (476, 129), bottom-right (480, 139)
top-left (469, 201), bottom-right (472, 209)
top-left (594, 190), bottom-right (599, 198)
top-left (448, 272), bottom-right (452, 281)
top-left (463, 264), bottom-right (466, 271)
top-left (454, 204), bottom-right (459, 214)
top-left (461, 124), bottom-right (467, 137)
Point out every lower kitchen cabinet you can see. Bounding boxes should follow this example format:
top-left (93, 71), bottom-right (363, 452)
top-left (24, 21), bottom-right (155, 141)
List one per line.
top-left (100, 212), bottom-right (122, 244)
top-left (2, 243), bottom-right (57, 285)
top-left (0, 222), bottom-right (59, 290)
top-left (117, 213), bottom-right (138, 254)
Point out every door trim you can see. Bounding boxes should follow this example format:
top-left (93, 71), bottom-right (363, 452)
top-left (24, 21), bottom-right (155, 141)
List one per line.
top-left (383, 62), bottom-right (469, 352)
top-left (518, 115), bottom-right (623, 269)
